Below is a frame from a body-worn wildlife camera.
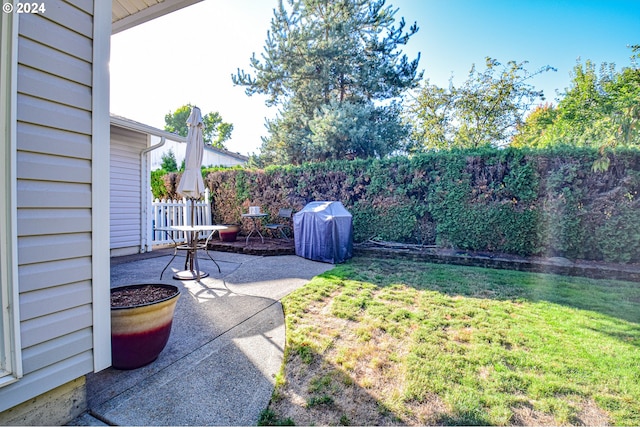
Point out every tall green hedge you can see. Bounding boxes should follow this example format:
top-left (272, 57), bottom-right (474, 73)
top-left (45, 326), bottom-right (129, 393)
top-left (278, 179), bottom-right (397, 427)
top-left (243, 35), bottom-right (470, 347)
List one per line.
top-left (154, 147), bottom-right (640, 264)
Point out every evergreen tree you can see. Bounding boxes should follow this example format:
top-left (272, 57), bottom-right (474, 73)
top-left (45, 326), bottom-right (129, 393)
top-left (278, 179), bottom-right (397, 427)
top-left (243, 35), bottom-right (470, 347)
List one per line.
top-left (233, 0), bottom-right (421, 165)
top-left (160, 149), bottom-right (178, 172)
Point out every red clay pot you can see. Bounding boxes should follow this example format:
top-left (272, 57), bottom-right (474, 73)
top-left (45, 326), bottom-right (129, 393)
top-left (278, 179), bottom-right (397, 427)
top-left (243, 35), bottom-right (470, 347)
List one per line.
top-left (219, 224), bottom-right (240, 242)
top-left (110, 284), bottom-right (180, 370)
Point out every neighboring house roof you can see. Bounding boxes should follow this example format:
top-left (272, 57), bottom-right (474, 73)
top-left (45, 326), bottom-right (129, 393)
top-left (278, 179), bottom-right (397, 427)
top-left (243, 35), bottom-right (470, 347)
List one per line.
top-left (211, 145), bottom-right (249, 162)
top-left (110, 114), bottom-right (249, 162)
top-left (112, 0), bottom-right (204, 34)
top-left (110, 113), bottom-right (184, 140)
top-left (208, 146), bottom-right (250, 163)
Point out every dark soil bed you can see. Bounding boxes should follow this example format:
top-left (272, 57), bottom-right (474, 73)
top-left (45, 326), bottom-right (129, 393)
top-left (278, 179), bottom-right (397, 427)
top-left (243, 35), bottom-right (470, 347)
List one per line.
top-left (111, 285), bottom-right (178, 308)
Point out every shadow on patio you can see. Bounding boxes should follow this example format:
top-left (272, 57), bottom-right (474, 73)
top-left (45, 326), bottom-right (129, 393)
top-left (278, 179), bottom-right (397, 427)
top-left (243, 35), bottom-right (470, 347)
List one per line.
top-left (81, 249), bottom-right (331, 425)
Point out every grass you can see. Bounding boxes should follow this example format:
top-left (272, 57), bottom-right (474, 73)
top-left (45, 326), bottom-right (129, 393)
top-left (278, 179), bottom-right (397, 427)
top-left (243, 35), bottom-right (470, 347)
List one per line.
top-left (263, 256), bottom-right (640, 426)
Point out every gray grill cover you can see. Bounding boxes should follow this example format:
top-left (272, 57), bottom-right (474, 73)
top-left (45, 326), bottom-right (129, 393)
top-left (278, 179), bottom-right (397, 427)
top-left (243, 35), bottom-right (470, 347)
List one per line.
top-left (294, 201), bottom-right (353, 264)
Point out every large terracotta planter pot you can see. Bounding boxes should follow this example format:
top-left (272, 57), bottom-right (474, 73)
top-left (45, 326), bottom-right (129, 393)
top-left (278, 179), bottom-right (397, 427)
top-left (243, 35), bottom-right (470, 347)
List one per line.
top-left (111, 284), bottom-right (180, 370)
top-left (219, 224), bottom-right (240, 242)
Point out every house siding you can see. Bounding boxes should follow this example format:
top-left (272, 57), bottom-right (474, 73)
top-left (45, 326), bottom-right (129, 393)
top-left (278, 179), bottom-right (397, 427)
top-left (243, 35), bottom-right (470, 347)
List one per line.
top-left (110, 125), bottom-right (146, 254)
top-left (0, 1), bottom-right (97, 412)
top-left (203, 149), bottom-right (247, 167)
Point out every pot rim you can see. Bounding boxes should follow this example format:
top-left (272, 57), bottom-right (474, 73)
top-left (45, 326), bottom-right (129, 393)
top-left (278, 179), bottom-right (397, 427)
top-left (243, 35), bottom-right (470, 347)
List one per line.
top-left (111, 283), bottom-right (180, 310)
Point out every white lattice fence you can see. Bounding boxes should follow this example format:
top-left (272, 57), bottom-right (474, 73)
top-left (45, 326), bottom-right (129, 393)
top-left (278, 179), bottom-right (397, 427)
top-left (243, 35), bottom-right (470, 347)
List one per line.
top-left (152, 188), bottom-right (211, 245)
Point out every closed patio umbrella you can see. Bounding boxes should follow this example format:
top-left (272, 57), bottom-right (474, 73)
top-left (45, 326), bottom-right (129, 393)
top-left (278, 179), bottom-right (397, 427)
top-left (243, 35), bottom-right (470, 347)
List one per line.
top-left (175, 106), bottom-right (207, 280)
top-left (177, 106), bottom-right (205, 200)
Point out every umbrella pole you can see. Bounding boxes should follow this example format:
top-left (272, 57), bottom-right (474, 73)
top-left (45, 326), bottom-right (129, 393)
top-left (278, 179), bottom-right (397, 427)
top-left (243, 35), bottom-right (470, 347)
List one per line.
top-left (189, 198), bottom-right (195, 273)
top-left (173, 197), bottom-right (209, 281)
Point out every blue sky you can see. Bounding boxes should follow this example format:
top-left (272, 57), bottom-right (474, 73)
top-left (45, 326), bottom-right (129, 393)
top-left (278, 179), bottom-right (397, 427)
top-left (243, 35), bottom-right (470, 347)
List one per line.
top-left (110, 0), bottom-right (639, 156)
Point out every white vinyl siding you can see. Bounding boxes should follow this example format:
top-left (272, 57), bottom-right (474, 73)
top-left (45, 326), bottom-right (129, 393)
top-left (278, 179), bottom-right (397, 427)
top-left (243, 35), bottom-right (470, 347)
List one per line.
top-left (16, 122), bottom-right (92, 161)
top-left (17, 258), bottom-right (92, 294)
top-left (0, 1), bottom-right (98, 411)
top-left (18, 3), bottom-right (92, 61)
top-left (0, 0), bottom-right (21, 388)
top-left (17, 180), bottom-right (91, 208)
top-left (21, 329), bottom-right (92, 374)
top-left (18, 37), bottom-right (92, 87)
top-left (17, 94), bottom-right (92, 134)
top-left (18, 65), bottom-right (92, 110)
top-left (20, 281), bottom-right (92, 321)
top-left (203, 148), bottom-right (247, 167)
top-left (110, 126), bottom-right (146, 254)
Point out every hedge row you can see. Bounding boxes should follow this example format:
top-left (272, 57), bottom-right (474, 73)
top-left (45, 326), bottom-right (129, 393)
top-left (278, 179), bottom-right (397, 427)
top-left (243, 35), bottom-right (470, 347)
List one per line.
top-left (155, 146), bottom-right (640, 264)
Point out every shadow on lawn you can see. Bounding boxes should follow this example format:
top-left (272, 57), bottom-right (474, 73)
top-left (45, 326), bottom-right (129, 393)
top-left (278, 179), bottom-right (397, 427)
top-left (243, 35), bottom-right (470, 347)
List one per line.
top-left (345, 256), bottom-right (640, 326)
top-left (263, 344), bottom-right (492, 426)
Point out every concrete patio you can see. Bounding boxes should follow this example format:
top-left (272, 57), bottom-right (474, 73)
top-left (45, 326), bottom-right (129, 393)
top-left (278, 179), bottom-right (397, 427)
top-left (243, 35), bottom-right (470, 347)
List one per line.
top-left (72, 248), bottom-right (333, 426)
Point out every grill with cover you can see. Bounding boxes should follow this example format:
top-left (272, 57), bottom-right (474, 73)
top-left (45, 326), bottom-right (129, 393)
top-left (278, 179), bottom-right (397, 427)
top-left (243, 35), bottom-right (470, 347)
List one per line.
top-left (293, 201), bottom-right (353, 264)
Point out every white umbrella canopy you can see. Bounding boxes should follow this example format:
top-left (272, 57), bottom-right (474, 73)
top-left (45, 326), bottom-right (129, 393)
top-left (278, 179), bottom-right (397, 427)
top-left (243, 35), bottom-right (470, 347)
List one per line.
top-left (177, 106), bottom-right (206, 199)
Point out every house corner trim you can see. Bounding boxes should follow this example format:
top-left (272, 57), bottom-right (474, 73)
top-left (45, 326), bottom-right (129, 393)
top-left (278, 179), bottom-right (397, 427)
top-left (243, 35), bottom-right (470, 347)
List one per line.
top-left (91, 0), bottom-right (112, 372)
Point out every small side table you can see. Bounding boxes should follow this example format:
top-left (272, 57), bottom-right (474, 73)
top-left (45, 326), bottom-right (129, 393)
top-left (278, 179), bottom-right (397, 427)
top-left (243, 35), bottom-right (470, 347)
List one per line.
top-left (241, 213), bottom-right (268, 244)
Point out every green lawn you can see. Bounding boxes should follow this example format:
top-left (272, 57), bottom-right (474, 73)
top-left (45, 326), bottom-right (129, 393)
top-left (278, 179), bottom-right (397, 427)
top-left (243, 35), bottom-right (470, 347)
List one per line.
top-left (263, 256), bottom-right (640, 426)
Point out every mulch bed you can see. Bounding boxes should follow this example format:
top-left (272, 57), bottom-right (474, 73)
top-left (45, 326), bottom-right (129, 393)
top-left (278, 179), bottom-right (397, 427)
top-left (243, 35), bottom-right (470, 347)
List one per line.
top-left (208, 236), bottom-right (295, 256)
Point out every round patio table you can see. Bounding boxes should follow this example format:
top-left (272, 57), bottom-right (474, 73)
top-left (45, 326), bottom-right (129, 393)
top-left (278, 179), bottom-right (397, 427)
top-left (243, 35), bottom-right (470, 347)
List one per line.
top-left (156, 225), bottom-right (228, 281)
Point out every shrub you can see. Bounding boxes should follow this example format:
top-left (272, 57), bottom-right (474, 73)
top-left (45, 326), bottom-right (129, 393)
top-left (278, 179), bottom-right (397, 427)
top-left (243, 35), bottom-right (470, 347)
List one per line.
top-left (150, 169), bottom-right (170, 200)
top-left (151, 146), bottom-right (640, 263)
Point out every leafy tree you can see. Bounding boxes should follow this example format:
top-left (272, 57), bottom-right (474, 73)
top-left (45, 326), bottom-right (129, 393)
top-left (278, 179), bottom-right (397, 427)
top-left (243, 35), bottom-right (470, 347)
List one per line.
top-left (164, 104), bottom-right (233, 149)
top-left (510, 103), bottom-right (558, 148)
top-left (550, 59), bottom-right (615, 146)
top-left (512, 46), bottom-right (640, 152)
top-left (403, 82), bottom-right (453, 150)
top-left (233, 0), bottom-right (422, 165)
top-left (607, 64), bottom-right (640, 145)
top-left (405, 58), bottom-right (554, 151)
top-left (160, 149), bottom-right (178, 172)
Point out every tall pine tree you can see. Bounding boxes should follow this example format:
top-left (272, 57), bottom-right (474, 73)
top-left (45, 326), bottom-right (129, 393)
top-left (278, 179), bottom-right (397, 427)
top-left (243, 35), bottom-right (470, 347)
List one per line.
top-left (233, 0), bottom-right (421, 165)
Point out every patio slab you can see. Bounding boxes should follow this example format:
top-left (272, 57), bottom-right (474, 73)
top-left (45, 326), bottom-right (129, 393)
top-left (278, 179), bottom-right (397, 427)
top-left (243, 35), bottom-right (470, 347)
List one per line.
top-left (78, 250), bottom-right (333, 426)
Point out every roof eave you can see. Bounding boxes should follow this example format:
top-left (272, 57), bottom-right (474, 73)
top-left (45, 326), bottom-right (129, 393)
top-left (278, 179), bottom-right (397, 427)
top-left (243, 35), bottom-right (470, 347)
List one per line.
top-left (112, 0), bottom-right (203, 35)
top-left (110, 114), bottom-right (186, 142)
